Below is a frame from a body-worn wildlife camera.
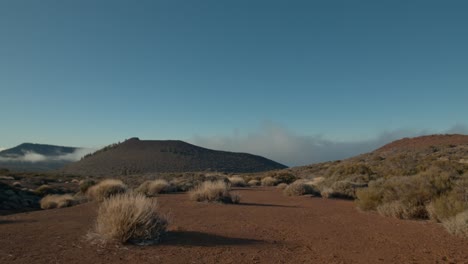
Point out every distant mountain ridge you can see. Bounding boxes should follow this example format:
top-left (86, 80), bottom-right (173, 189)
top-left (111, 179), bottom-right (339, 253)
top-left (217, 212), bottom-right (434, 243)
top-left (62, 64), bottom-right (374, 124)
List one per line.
top-left (0, 143), bottom-right (81, 172)
top-left (60, 137), bottom-right (288, 176)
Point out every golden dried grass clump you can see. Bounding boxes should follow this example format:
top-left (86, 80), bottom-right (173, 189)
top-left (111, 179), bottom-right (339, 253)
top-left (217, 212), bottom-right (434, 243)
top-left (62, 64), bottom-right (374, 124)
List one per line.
top-left (136, 179), bottom-right (171, 196)
top-left (87, 179), bottom-right (128, 202)
top-left (442, 210), bottom-right (468, 238)
top-left (227, 176), bottom-right (247, 187)
top-left (248, 179), bottom-right (260, 186)
top-left (261, 176), bottom-right (277, 186)
top-left (40, 194), bottom-right (77, 209)
top-left (189, 181), bottom-right (240, 204)
top-left (90, 192), bottom-right (168, 244)
top-left (283, 180), bottom-right (319, 196)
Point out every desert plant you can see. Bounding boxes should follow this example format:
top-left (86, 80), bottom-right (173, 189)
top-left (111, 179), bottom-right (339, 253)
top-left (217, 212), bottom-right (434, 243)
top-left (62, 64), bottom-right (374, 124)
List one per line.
top-left (377, 201), bottom-right (428, 219)
top-left (227, 176), bottom-right (247, 187)
top-left (90, 192), bottom-right (168, 244)
top-left (261, 176), bottom-right (278, 186)
top-left (426, 193), bottom-right (467, 222)
top-left (276, 183), bottom-right (288, 190)
top-left (79, 179), bottom-right (96, 194)
top-left (283, 180), bottom-right (319, 196)
top-left (273, 172), bottom-right (298, 184)
top-left (136, 179), bottom-right (171, 196)
top-left (442, 210), bottom-right (468, 238)
top-left (321, 181), bottom-right (366, 199)
top-left (355, 187), bottom-right (382, 211)
top-left (247, 179), bottom-right (260, 186)
top-left (87, 179), bottom-right (128, 202)
top-left (189, 181), bottom-right (239, 204)
top-left (40, 194), bottom-right (76, 209)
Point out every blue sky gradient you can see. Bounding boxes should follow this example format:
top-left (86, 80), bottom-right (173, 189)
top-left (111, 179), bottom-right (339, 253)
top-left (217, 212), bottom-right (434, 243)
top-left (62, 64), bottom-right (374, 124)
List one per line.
top-left (1, 0), bottom-right (467, 165)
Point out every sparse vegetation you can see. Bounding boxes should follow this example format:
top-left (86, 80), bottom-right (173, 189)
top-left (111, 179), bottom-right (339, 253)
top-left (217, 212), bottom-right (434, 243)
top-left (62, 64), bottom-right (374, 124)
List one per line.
top-left (248, 179), bottom-right (260, 186)
top-left (79, 179), bottom-right (96, 194)
top-left (90, 192), bottom-right (168, 244)
top-left (261, 176), bottom-right (277, 186)
top-left (136, 179), bottom-right (171, 196)
top-left (283, 180), bottom-right (319, 196)
top-left (87, 179), bottom-right (128, 202)
top-left (189, 181), bottom-right (240, 204)
top-left (442, 210), bottom-right (468, 238)
top-left (40, 194), bottom-right (77, 209)
top-left (34, 185), bottom-right (55, 196)
top-left (227, 176), bottom-right (247, 187)
top-left (276, 183), bottom-right (288, 189)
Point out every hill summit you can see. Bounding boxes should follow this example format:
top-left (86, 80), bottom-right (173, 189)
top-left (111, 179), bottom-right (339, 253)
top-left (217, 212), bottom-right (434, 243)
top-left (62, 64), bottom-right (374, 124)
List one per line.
top-left (60, 138), bottom-right (287, 176)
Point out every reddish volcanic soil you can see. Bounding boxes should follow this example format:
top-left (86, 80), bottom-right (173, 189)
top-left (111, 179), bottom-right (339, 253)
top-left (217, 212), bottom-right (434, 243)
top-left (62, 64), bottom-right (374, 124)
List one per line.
top-left (376, 134), bottom-right (468, 153)
top-left (0, 187), bottom-right (467, 264)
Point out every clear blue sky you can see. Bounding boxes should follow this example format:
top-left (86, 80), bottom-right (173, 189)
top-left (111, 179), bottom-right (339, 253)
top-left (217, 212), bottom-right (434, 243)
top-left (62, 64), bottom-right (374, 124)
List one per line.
top-left (1, 0), bottom-right (467, 165)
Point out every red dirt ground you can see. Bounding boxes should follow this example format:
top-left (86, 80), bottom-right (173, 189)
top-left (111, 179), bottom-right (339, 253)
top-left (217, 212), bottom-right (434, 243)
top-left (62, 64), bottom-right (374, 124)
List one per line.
top-left (0, 187), bottom-right (467, 264)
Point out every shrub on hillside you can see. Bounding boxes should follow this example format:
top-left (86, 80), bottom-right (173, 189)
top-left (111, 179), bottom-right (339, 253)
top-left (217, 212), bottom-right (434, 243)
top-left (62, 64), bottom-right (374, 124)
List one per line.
top-left (321, 181), bottom-right (366, 199)
top-left (40, 194), bottom-right (77, 209)
top-left (261, 176), bottom-right (277, 186)
top-left (189, 181), bottom-right (240, 204)
top-left (442, 210), bottom-right (468, 238)
top-left (227, 176), bottom-right (247, 187)
top-left (90, 193), bottom-right (168, 244)
top-left (273, 172), bottom-right (298, 184)
top-left (136, 179), bottom-right (171, 196)
top-left (87, 179), bottom-right (128, 202)
top-left (426, 193), bottom-right (467, 222)
top-left (355, 187), bottom-right (382, 211)
top-left (34, 185), bottom-right (55, 196)
top-left (377, 201), bottom-right (428, 219)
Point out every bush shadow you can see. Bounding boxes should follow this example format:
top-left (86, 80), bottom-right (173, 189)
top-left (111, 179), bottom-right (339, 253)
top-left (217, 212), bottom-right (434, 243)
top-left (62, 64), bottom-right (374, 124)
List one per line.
top-left (163, 231), bottom-right (263, 247)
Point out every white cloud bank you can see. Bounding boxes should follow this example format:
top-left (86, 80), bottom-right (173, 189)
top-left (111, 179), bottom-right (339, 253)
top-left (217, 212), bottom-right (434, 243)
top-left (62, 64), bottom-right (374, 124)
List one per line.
top-left (190, 123), bottom-right (468, 167)
top-left (0, 148), bottom-right (95, 163)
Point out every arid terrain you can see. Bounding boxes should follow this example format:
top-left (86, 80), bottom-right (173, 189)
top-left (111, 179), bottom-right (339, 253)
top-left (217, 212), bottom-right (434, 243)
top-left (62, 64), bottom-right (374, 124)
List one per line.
top-left (1, 187), bottom-right (467, 264)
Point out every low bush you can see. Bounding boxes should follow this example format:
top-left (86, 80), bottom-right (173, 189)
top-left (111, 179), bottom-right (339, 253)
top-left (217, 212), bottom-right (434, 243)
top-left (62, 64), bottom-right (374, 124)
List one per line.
top-left (273, 172), bottom-right (298, 184)
top-left (90, 192), bottom-right (168, 244)
top-left (87, 179), bottom-right (128, 202)
top-left (228, 176), bottom-right (247, 187)
top-left (321, 181), bottom-right (366, 199)
top-left (261, 176), bottom-right (277, 186)
top-left (136, 179), bottom-right (171, 196)
top-left (442, 210), bottom-right (468, 238)
top-left (247, 180), bottom-right (260, 186)
top-left (40, 194), bottom-right (77, 209)
top-left (426, 193), bottom-right (467, 222)
top-left (35, 185), bottom-right (55, 196)
top-left (377, 201), bottom-right (428, 219)
top-left (283, 180), bottom-right (319, 196)
top-left (355, 187), bottom-right (382, 211)
top-left (189, 181), bottom-right (240, 204)
top-left (79, 179), bottom-right (96, 194)
top-left (276, 183), bottom-right (288, 190)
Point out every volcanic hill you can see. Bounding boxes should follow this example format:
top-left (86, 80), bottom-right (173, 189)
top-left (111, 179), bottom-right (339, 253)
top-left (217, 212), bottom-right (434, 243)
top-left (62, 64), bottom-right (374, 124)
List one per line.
top-left (60, 138), bottom-right (287, 176)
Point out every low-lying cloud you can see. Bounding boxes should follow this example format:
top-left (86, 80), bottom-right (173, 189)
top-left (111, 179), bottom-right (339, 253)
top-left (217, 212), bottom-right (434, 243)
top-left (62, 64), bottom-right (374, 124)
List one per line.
top-left (0, 148), bottom-right (95, 163)
top-left (190, 123), bottom-right (468, 167)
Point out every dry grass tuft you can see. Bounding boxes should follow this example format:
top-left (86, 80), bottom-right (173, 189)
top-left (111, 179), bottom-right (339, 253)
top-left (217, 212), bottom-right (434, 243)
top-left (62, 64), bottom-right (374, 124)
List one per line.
top-left (189, 181), bottom-right (240, 204)
top-left (79, 179), bottom-right (96, 194)
top-left (261, 176), bottom-right (278, 186)
top-left (227, 176), bottom-right (247, 187)
top-left (248, 180), bottom-right (260, 186)
top-left (442, 210), bottom-right (468, 238)
top-left (283, 180), bottom-right (319, 196)
top-left (40, 194), bottom-right (77, 209)
top-left (276, 183), bottom-right (288, 190)
top-left (90, 192), bottom-right (168, 244)
top-left (136, 179), bottom-right (171, 196)
top-left (87, 179), bottom-right (128, 202)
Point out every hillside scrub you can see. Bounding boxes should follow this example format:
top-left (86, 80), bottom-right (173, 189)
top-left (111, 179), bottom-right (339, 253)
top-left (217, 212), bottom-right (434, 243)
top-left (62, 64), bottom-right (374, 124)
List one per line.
top-left (90, 192), bottom-right (168, 244)
top-left (442, 210), bottom-right (468, 238)
top-left (87, 179), bottom-right (128, 202)
top-left (40, 194), bottom-right (77, 209)
top-left (247, 179), bottom-right (260, 186)
top-left (320, 181), bottom-right (367, 199)
top-left (189, 181), bottom-right (240, 204)
top-left (79, 179), bottom-right (96, 194)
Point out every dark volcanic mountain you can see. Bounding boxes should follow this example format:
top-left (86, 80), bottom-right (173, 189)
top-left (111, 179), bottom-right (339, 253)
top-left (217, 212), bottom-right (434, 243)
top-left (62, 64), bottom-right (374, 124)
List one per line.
top-left (60, 138), bottom-right (287, 176)
top-left (0, 143), bottom-right (81, 172)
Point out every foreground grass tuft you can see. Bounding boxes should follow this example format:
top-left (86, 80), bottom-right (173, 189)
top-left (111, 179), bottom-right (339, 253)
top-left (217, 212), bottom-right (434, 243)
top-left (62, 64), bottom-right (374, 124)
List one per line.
top-left (189, 181), bottom-right (240, 204)
top-left (90, 192), bottom-right (168, 244)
